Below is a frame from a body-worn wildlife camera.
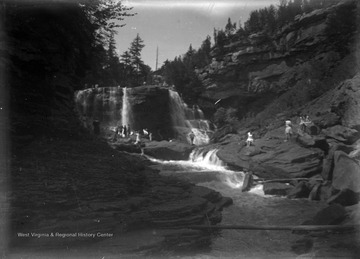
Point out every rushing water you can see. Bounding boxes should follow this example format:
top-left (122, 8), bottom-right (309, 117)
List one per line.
top-left (168, 90), bottom-right (212, 146)
top-left (147, 148), bottom-right (328, 258)
top-left (75, 86), bottom-right (213, 145)
top-left (121, 87), bottom-right (132, 127)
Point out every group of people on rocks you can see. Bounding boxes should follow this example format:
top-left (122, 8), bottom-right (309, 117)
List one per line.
top-left (113, 124), bottom-right (152, 144)
top-left (245, 114), bottom-right (312, 146)
top-left (285, 115), bottom-right (312, 142)
top-left (113, 124), bottom-right (131, 140)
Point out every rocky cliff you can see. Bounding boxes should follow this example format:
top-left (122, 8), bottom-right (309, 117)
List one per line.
top-left (188, 0), bottom-right (360, 206)
top-left (196, 0), bottom-right (357, 124)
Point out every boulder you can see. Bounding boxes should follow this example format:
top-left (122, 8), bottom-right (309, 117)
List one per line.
top-left (321, 158), bottom-right (334, 181)
top-left (327, 189), bottom-right (360, 207)
top-left (312, 112), bottom-right (341, 128)
top-left (217, 135), bottom-right (324, 179)
top-left (329, 151), bottom-right (360, 206)
top-left (323, 125), bottom-right (359, 144)
top-left (143, 140), bottom-right (194, 160)
top-left (308, 183), bottom-right (322, 201)
top-left (303, 204), bottom-right (347, 225)
top-left (296, 135), bottom-right (328, 152)
top-left (250, 139), bottom-right (324, 178)
top-left (287, 181), bottom-right (311, 199)
top-left (308, 183), bottom-right (332, 201)
top-left (349, 139), bottom-right (360, 160)
top-left (332, 151), bottom-right (360, 192)
top-left (305, 124), bottom-right (320, 135)
top-left (263, 182), bottom-right (293, 196)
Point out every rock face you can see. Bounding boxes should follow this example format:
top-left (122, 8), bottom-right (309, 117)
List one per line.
top-left (301, 74), bottom-right (360, 134)
top-left (195, 0), bottom-right (357, 123)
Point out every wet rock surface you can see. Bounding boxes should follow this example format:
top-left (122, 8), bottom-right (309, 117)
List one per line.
top-left (9, 136), bottom-right (231, 256)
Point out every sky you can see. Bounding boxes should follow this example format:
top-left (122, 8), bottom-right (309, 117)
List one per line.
top-left (115, 0), bottom-right (279, 71)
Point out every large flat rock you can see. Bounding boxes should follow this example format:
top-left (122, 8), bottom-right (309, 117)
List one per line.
top-left (217, 131), bottom-right (324, 179)
top-left (143, 140), bottom-right (194, 160)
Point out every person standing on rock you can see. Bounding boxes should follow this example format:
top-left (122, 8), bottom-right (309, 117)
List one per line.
top-left (299, 116), bottom-right (306, 133)
top-left (246, 131), bottom-right (254, 147)
top-left (188, 130), bottom-right (195, 145)
top-left (285, 120), bottom-right (293, 142)
top-left (149, 132), bottom-right (153, 141)
top-left (134, 131), bottom-right (141, 145)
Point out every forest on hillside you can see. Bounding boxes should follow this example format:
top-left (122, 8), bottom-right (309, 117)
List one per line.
top-left (160, 0), bottom-right (355, 105)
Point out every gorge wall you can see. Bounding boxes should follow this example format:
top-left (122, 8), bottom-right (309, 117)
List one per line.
top-left (196, 0), bottom-right (358, 127)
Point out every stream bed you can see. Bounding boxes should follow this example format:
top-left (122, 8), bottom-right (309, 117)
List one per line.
top-left (148, 152), bottom-right (328, 258)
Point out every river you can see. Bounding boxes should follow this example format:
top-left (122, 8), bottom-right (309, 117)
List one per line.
top-left (147, 149), bottom-right (327, 258)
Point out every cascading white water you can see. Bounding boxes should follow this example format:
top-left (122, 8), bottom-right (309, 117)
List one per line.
top-left (121, 87), bottom-right (131, 127)
top-left (168, 90), bottom-right (212, 145)
top-left (188, 148), bottom-right (244, 189)
top-left (190, 148), bottom-right (225, 167)
top-left (149, 148), bottom-right (240, 189)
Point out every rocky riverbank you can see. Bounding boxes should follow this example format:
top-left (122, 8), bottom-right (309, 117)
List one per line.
top-left (137, 73), bottom-right (360, 257)
top-left (8, 133), bottom-right (232, 256)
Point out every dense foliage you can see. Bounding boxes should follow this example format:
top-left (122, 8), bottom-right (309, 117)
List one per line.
top-left (3, 0), bottom-right (143, 137)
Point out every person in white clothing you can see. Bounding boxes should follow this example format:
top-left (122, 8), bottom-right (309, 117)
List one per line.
top-left (246, 131), bottom-right (254, 147)
top-left (285, 120), bottom-right (293, 141)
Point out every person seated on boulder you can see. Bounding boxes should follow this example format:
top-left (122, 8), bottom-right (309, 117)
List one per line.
top-left (299, 116), bottom-right (306, 133)
top-left (246, 131), bottom-right (254, 147)
top-left (285, 120), bottom-right (293, 142)
top-left (143, 128), bottom-right (149, 136)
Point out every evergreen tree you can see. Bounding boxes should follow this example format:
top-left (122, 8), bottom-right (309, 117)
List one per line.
top-left (225, 17), bottom-right (236, 36)
top-left (129, 33), bottom-right (145, 75)
top-left (120, 50), bottom-right (133, 85)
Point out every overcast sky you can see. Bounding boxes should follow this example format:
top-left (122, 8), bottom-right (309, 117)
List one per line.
top-left (115, 0), bottom-right (279, 70)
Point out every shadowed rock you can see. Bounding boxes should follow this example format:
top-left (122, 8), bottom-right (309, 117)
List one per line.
top-left (143, 141), bottom-right (194, 160)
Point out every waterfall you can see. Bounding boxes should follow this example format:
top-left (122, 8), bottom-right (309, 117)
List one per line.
top-left (121, 87), bottom-right (131, 127)
top-left (189, 148), bottom-right (244, 188)
top-left (168, 90), bottom-right (212, 145)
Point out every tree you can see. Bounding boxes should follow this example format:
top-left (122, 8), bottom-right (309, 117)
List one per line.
top-left (129, 33), bottom-right (145, 75)
top-left (225, 17), bottom-right (236, 36)
top-left (80, 0), bottom-right (135, 44)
